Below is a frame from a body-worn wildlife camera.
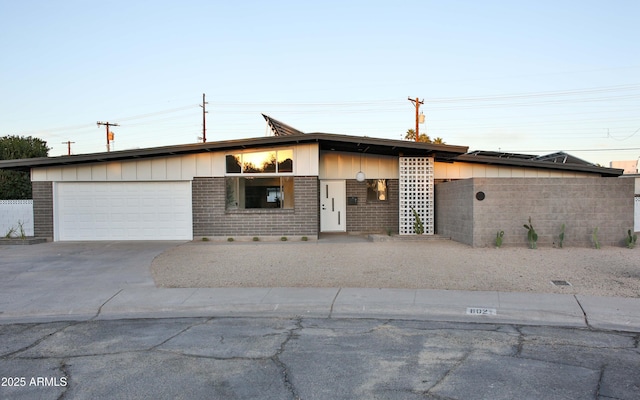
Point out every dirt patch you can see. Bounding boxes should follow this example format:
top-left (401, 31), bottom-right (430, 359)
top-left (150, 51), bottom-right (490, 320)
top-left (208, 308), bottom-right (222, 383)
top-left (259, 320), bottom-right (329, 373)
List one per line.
top-left (150, 240), bottom-right (640, 298)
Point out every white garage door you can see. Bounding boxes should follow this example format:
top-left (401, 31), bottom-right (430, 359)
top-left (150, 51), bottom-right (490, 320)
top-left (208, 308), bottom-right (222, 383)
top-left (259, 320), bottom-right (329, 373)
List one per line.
top-left (55, 182), bottom-right (192, 241)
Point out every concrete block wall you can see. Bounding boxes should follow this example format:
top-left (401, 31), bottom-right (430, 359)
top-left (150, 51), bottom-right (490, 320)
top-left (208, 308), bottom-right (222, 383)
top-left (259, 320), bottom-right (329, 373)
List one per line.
top-left (434, 179), bottom-right (474, 245)
top-left (32, 181), bottom-right (53, 239)
top-left (346, 179), bottom-right (399, 233)
top-left (436, 177), bottom-right (635, 247)
top-left (193, 176), bottom-right (319, 237)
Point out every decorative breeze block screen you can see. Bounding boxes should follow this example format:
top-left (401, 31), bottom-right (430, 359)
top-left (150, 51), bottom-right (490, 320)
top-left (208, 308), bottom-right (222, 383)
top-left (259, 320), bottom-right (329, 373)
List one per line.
top-left (399, 157), bottom-right (434, 235)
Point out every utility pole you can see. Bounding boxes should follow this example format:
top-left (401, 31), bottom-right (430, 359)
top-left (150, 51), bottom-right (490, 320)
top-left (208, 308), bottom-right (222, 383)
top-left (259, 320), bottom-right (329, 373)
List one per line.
top-left (200, 93), bottom-right (208, 143)
top-left (61, 141), bottom-right (75, 156)
top-left (97, 121), bottom-right (119, 152)
top-left (408, 97), bottom-right (424, 141)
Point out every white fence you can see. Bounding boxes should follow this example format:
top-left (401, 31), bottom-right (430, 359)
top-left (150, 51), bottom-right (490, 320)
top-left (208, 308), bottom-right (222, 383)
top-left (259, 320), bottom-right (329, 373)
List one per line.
top-left (635, 196), bottom-right (640, 232)
top-left (0, 200), bottom-right (34, 237)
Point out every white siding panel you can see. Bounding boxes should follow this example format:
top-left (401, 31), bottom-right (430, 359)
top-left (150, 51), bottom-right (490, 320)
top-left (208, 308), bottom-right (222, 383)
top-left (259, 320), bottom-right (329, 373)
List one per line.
top-left (106, 162), bottom-right (122, 180)
top-left (151, 158), bottom-right (167, 180)
top-left (136, 160), bottom-right (152, 180)
top-left (91, 164), bottom-right (107, 180)
top-left (167, 157), bottom-right (183, 180)
top-left (121, 161), bottom-right (137, 180)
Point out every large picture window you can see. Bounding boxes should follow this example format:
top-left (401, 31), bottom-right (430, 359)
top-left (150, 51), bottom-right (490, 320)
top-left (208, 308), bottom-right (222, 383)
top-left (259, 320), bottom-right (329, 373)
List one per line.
top-left (226, 149), bottom-right (293, 174)
top-left (226, 177), bottom-right (294, 210)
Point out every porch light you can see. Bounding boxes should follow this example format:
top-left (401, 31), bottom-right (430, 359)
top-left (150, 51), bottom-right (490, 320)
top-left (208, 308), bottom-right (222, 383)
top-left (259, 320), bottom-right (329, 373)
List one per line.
top-left (356, 171), bottom-right (366, 182)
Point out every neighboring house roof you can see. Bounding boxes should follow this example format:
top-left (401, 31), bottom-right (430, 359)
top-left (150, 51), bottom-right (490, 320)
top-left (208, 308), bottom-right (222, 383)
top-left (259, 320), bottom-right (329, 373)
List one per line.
top-left (458, 150), bottom-right (622, 177)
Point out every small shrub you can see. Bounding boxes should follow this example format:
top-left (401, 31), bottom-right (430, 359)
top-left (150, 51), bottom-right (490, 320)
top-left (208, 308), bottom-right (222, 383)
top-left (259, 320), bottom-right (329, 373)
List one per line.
top-left (592, 227), bottom-right (600, 249)
top-left (495, 230), bottom-right (504, 248)
top-left (301, 236), bottom-right (308, 241)
top-left (201, 237), bottom-right (210, 242)
top-left (253, 237), bottom-right (260, 241)
top-left (523, 217), bottom-right (538, 249)
top-left (280, 236), bottom-right (288, 241)
top-left (385, 227), bottom-right (393, 236)
top-left (625, 229), bottom-right (637, 249)
top-left (411, 207), bottom-right (424, 235)
top-left (227, 237), bottom-right (234, 242)
top-left (17, 220), bottom-right (26, 239)
top-left (4, 226), bottom-right (16, 238)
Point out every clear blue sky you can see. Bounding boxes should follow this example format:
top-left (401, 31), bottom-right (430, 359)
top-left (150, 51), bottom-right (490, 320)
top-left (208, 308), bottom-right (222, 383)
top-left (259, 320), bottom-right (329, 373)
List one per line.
top-left (1, 0), bottom-right (639, 167)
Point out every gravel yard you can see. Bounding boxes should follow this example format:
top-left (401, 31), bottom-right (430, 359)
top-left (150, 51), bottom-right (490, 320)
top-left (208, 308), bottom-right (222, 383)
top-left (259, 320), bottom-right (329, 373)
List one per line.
top-left (150, 237), bottom-right (640, 298)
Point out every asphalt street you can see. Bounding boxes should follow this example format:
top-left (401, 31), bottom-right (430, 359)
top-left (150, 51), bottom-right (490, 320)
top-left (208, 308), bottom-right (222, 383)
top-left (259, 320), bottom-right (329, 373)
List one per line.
top-left (1, 317), bottom-right (639, 400)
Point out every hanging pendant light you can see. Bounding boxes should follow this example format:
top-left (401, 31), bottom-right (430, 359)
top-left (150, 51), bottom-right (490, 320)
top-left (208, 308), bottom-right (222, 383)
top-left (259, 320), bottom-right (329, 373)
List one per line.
top-left (356, 151), bottom-right (365, 182)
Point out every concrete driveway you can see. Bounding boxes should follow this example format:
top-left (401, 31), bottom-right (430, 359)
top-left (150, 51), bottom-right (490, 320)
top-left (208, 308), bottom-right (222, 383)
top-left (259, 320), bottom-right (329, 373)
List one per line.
top-left (0, 241), bottom-right (183, 320)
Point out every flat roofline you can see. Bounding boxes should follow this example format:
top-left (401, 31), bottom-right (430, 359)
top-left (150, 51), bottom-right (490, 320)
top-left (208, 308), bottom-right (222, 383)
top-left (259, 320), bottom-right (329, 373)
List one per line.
top-left (0, 133), bottom-right (469, 172)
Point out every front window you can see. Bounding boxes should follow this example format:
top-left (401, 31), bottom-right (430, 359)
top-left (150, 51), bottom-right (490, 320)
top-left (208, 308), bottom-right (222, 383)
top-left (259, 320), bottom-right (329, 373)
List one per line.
top-left (226, 149), bottom-right (293, 174)
top-left (367, 179), bottom-right (388, 201)
top-left (226, 177), bottom-right (294, 209)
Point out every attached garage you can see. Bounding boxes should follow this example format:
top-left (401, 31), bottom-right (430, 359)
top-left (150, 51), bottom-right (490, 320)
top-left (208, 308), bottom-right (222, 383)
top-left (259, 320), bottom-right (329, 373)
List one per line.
top-left (54, 181), bottom-right (192, 241)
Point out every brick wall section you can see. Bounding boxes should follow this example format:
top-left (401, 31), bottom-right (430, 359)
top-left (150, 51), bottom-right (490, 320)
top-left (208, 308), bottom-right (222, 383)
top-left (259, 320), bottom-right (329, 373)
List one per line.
top-left (346, 179), bottom-right (399, 233)
top-left (192, 176), bottom-right (318, 237)
top-left (436, 177), bottom-right (635, 247)
top-left (434, 179), bottom-right (474, 245)
top-left (32, 181), bottom-right (53, 239)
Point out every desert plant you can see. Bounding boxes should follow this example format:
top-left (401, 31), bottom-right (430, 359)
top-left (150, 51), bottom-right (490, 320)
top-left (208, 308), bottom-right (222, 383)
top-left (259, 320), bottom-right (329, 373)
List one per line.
top-left (411, 207), bottom-right (424, 235)
top-left (558, 223), bottom-right (565, 248)
top-left (4, 226), bottom-right (16, 238)
top-left (495, 230), bottom-right (504, 248)
top-left (625, 229), bottom-right (637, 249)
top-left (523, 217), bottom-right (538, 249)
top-left (280, 236), bottom-right (288, 241)
top-left (592, 227), bottom-right (600, 249)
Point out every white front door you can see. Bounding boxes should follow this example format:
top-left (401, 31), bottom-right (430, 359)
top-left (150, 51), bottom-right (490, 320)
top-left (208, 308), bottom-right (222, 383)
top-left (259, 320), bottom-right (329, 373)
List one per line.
top-left (320, 180), bottom-right (346, 232)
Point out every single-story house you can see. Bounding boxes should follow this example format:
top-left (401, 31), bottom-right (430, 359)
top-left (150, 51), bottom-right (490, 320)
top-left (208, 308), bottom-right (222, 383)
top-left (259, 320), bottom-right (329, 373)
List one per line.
top-left (0, 115), bottom-right (634, 247)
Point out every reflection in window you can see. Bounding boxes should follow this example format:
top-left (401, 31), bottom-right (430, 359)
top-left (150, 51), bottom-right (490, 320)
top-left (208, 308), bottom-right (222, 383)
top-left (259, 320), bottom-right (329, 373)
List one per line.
top-left (367, 179), bottom-right (387, 201)
top-left (225, 150), bottom-right (293, 174)
top-left (225, 177), bottom-right (294, 209)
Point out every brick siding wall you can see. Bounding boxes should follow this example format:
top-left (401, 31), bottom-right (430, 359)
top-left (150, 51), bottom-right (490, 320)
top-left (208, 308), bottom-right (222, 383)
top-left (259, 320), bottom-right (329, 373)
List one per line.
top-left (32, 181), bottom-right (53, 239)
top-left (192, 176), bottom-right (318, 237)
top-left (346, 179), bottom-right (399, 234)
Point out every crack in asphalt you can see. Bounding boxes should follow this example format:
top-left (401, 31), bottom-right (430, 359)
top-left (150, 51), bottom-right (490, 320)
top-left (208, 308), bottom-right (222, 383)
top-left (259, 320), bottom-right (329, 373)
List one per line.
top-left (271, 317), bottom-right (302, 400)
top-left (90, 289), bottom-right (123, 320)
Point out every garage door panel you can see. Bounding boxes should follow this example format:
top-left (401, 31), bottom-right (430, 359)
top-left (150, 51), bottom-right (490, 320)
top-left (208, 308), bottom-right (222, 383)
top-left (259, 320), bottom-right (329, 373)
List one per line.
top-left (55, 182), bottom-right (192, 241)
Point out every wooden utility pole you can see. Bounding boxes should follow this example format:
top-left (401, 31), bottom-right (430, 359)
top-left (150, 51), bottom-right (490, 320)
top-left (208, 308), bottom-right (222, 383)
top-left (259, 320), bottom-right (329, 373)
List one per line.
top-left (200, 93), bottom-right (208, 143)
top-left (97, 121), bottom-right (119, 152)
top-left (408, 97), bottom-right (424, 141)
top-left (61, 141), bottom-right (75, 156)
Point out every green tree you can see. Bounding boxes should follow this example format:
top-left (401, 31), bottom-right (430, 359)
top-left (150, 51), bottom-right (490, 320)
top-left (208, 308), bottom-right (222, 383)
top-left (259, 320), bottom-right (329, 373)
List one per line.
top-left (404, 129), bottom-right (430, 143)
top-left (404, 129), bottom-right (446, 144)
top-left (0, 135), bottom-right (50, 199)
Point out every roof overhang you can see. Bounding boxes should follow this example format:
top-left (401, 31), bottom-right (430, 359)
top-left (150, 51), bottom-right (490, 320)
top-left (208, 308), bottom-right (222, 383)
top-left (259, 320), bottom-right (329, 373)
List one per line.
top-left (0, 133), bottom-right (469, 172)
top-left (455, 153), bottom-right (624, 177)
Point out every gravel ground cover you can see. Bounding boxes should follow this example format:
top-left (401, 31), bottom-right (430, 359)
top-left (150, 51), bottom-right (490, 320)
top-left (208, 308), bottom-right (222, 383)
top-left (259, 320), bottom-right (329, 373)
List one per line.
top-left (150, 238), bottom-right (640, 298)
